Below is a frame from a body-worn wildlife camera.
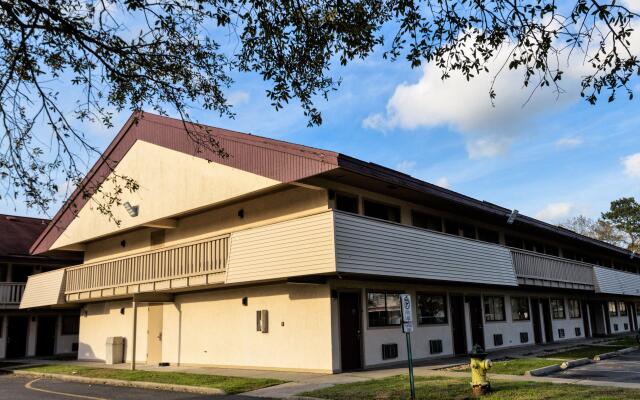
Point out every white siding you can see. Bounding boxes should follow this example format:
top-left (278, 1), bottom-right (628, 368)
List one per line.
top-left (20, 269), bottom-right (66, 308)
top-left (225, 212), bottom-right (336, 283)
top-left (594, 267), bottom-right (640, 296)
top-left (334, 212), bottom-right (518, 286)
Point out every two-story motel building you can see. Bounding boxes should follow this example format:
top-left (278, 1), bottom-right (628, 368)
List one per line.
top-left (20, 113), bottom-right (640, 373)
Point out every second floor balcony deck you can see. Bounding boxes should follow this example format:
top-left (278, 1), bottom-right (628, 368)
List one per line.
top-left (0, 282), bottom-right (26, 308)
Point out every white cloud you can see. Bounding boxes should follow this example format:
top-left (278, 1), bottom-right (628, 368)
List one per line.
top-left (535, 202), bottom-right (574, 222)
top-left (395, 160), bottom-right (416, 173)
top-left (623, 153), bottom-right (640, 178)
top-left (362, 113), bottom-right (388, 131)
top-left (227, 90), bottom-right (250, 106)
top-left (555, 136), bottom-right (584, 149)
top-left (435, 177), bottom-right (450, 189)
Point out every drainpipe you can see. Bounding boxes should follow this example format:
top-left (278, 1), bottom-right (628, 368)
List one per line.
top-left (131, 300), bottom-right (137, 371)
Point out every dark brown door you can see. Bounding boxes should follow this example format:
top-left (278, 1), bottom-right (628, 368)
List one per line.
top-left (531, 298), bottom-right (543, 344)
top-left (339, 292), bottom-right (362, 371)
top-left (603, 302), bottom-right (612, 335)
top-left (6, 316), bottom-right (29, 358)
top-left (36, 316), bottom-right (57, 356)
top-left (540, 298), bottom-right (554, 343)
top-left (467, 296), bottom-right (485, 350)
top-left (631, 304), bottom-right (638, 331)
top-left (450, 295), bottom-right (467, 355)
top-left (627, 302), bottom-right (635, 331)
top-left (581, 300), bottom-right (591, 337)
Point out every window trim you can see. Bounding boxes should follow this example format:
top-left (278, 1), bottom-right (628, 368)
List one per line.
top-left (366, 290), bottom-right (404, 328)
top-left (510, 296), bottom-right (531, 321)
top-left (416, 292), bottom-right (448, 325)
top-left (483, 295), bottom-right (506, 322)
top-left (332, 190), bottom-right (360, 214)
top-left (608, 301), bottom-right (618, 317)
top-left (60, 315), bottom-right (80, 336)
top-left (619, 301), bottom-right (628, 317)
top-left (550, 298), bottom-right (566, 320)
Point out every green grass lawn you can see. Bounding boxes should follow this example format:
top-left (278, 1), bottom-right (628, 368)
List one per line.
top-left (605, 336), bottom-right (639, 347)
top-left (20, 364), bottom-right (284, 394)
top-left (544, 345), bottom-right (626, 360)
top-left (455, 358), bottom-right (560, 376)
top-left (304, 375), bottom-right (640, 400)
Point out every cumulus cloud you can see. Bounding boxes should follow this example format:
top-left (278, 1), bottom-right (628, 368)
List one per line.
top-left (435, 177), bottom-right (450, 189)
top-left (535, 202), bottom-right (574, 222)
top-left (227, 90), bottom-right (250, 106)
top-left (555, 136), bottom-right (584, 149)
top-left (623, 153), bottom-right (640, 178)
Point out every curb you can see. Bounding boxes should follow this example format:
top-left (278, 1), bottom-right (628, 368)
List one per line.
top-left (526, 364), bottom-right (562, 376)
top-left (594, 346), bottom-right (639, 361)
top-left (8, 370), bottom-right (226, 396)
top-left (560, 358), bottom-right (591, 369)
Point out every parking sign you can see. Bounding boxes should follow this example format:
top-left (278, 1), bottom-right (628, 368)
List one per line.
top-left (400, 294), bottom-right (413, 333)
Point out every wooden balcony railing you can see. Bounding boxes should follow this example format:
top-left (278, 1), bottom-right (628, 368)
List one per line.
top-left (65, 234), bottom-right (229, 300)
top-left (0, 282), bottom-right (26, 306)
top-left (511, 249), bottom-right (595, 290)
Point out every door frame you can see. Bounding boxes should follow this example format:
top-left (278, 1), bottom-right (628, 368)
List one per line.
top-left (337, 289), bottom-right (364, 371)
top-left (466, 295), bottom-right (485, 351)
top-left (146, 303), bottom-right (164, 365)
top-left (35, 315), bottom-right (58, 357)
top-left (530, 298), bottom-right (543, 344)
top-left (449, 294), bottom-right (467, 355)
top-left (6, 315), bottom-right (29, 358)
top-left (540, 298), bottom-right (554, 343)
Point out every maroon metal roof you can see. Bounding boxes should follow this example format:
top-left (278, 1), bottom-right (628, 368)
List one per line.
top-left (30, 112), bottom-right (341, 254)
top-left (0, 214), bottom-right (81, 264)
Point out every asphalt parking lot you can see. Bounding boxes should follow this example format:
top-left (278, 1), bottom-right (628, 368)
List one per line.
top-left (0, 374), bottom-right (266, 400)
top-left (552, 350), bottom-right (640, 383)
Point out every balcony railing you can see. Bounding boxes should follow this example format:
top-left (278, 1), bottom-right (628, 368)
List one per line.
top-left (0, 282), bottom-right (26, 306)
top-left (65, 234), bottom-right (229, 301)
top-left (511, 249), bottom-right (595, 290)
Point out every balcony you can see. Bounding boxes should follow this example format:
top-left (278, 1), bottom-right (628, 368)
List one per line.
top-left (64, 234), bottom-right (229, 302)
top-left (0, 282), bottom-right (26, 308)
top-left (511, 249), bottom-right (595, 290)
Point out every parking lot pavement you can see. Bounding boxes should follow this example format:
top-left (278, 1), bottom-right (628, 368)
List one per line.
top-left (0, 374), bottom-right (266, 400)
top-left (552, 351), bottom-right (640, 383)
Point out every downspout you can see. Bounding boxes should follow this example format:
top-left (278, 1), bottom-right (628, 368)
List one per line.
top-left (131, 300), bottom-right (137, 370)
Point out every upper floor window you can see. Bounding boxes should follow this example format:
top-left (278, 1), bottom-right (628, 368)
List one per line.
top-left (568, 299), bottom-right (581, 319)
top-left (545, 245), bottom-right (559, 257)
top-left (333, 191), bottom-right (359, 214)
top-left (444, 220), bottom-right (475, 239)
top-left (562, 249), bottom-right (576, 260)
top-left (550, 298), bottom-right (566, 319)
top-left (505, 235), bottom-right (524, 249)
top-left (417, 293), bottom-right (447, 325)
top-left (363, 199), bottom-right (401, 223)
top-left (478, 228), bottom-right (500, 244)
top-left (619, 302), bottom-right (628, 316)
top-left (367, 291), bottom-right (402, 327)
top-left (0, 263), bottom-right (7, 282)
top-left (608, 301), bottom-right (618, 317)
top-left (61, 315), bottom-right (80, 335)
top-left (484, 296), bottom-right (505, 322)
top-left (511, 297), bottom-right (530, 321)
top-left (411, 211), bottom-right (442, 232)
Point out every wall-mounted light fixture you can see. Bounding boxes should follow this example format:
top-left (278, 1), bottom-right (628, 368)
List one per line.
top-left (507, 209), bottom-right (519, 225)
top-left (123, 202), bottom-right (139, 217)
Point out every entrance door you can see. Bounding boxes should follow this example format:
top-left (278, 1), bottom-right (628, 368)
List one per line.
top-left (339, 292), bottom-right (362, 371)
top-left (581, 300), bottom-right (591, 338)
top-left (6, 316), bottom-right (28, 358)
top-left (540, 298), bottom-right (554, 343)
top-left (36, 316), bottom-right (57, 356)
top-left (450, 295), bottom-right (467, 355)
top-left (531, 298), bottom-right (543, 344)
top-left (147, 304), bottom-right (163, 365)
top-left (627, 302), bottom-right (635, 331)
top-left (603, 302), bottom-right (612, 335)
top-left (467, 296), bottom-right (485, 350)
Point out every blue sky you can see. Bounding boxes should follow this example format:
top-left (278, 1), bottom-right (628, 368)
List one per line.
top-left (2, 7), bottom-right (640, 225)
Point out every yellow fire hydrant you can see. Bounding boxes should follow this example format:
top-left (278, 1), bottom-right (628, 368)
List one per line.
top-left (469, 345), bottom-right (492, 396)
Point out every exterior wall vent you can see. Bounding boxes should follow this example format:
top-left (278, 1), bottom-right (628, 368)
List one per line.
top-left (382, 343), bottom-right (398, 360)
top-left (493, 334), bottom-right (503, 346)
top-left (575, 327), bottom-right (581, 337)
top-left (519, 332), bottom-right (529, 343)
top-left (558, 329), bottom-right (565, 338)
top-left (429, 339), bottom-right (443, 354)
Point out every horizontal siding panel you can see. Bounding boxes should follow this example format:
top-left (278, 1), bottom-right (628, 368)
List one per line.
top-left (511, 250), bottom-right (594, 286)
top-left (594, 267), bottom-right (640, 295)
top-left (225, 212), bottom-right (337, 283)
top-left (334, 212), bottom-right (517, 286)
top-left (20, 269), bottom-right (66, 308)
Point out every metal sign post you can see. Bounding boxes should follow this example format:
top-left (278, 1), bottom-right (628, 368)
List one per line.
top-left (400, 294), bottom-right (416, 400)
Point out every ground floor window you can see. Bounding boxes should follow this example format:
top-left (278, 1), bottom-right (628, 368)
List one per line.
top-left (568, 299), bottom-right (581, 319)
top-left (608, 301), bottom-right (618, 317)
top-left (550, 298), bottom-right (566, 319)
top-left (619, 302), bottom-right (628, 316)
top-left (367, 291), bottom-right (402, 327)
top-left (484, 296), bottom-right (505, 322)
top-left (61, 315), bottom-right (79, 335)
top-left (417, 293), bottom-right (447, 324)
top-left (511, 297), bottom-right (530, 321)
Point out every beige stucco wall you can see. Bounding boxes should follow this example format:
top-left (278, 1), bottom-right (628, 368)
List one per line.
top-left (77, 284), bottom-right (334, 372)
top-left (78, 301), bottom-right (149, 362)
top-left (52, 140), bottom-right (283, 250)
top-left (83, 185), bottom-right (328, 263)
